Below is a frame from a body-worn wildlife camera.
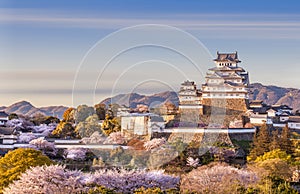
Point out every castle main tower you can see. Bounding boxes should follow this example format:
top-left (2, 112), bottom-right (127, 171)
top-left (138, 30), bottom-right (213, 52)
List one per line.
top-left (201, 51), bottom-right (249, 114)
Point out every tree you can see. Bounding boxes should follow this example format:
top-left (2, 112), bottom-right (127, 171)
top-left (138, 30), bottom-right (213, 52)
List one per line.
top-left (62, 107), bottom-right (75, 122)
top-left (88, 168), bottom-right (179, 193)
top-left (249, 150), bottom-right (293, 182)
top-left (75, 114), bottom-right (102, 138)
top-left (18, 133), bottom-right (37, 143)
top-left (270, 130), bottom-right (281, 150)
top-left (64, 148), bottom-right (87, 161)
top-left (256, 158), bottom-right (292, 181)
top-left (143, 138), bottom-right (166, 151)
top-left (248, 123), bottom-right (271, 161)
top-left (31, 123), bottom-right (57, 136)
top-left (0, 148), bottom-right (53, 191)
top-left (29, 137), bottom-right (57, 156)
top-left (6, 118), bottom-right (34, 131)
top-left (134, 104), bottom-right (149, 113)
top-left (8, 113), bottom-right (18, 120)
top-left (180, 163), bottom-right (258, 193)
top-left (81, 131), bottom-right (105, 144)
top-left (102, 114), bottom-right (121, 136)
top-left (3, 165), bottom-right (86, 194)
top-left (31, 114), bottom-right (60, 125)
top-left (103, 132), bottom-right (126, 145)
top-left (74, 105), bottom-right (95, 123)
top-left (186, 157), bottom-right (200, 168)
top-left (254, 149), bottom-right (292, 163)
top-left (108, 103), bottom-right (120, 117)
top-left (52, 121), bottom-right (78, 138)
top-left (94, 103), bottom-right (106, 120)
top-left (280, 125), bottom-right (292, 154)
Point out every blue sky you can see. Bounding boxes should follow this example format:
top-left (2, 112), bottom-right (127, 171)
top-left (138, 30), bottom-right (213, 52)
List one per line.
top-left (1, 0), bottom-right (300, 107)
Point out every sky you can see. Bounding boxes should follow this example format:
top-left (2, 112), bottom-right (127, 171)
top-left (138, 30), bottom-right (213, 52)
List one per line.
top-left (1, 0), bottom-right (300, 107)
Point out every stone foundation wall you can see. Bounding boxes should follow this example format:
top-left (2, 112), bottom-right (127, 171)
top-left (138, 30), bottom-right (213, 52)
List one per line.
top-left (152, 131), bottom-right (254, 143)
top-left (202, 98), bottom-right (249, 115)
top-left (178, 108), bottom-right (202, 127)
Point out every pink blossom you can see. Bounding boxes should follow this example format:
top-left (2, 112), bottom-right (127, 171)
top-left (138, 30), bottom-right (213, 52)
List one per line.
top-left (3, 165), bottom-right (87, 194)
top-left (103, 132), bottom-right (126, 145)
top-left (17, 133), bottom-right (37, 143)
top-left (64, 148), bottom-right (87, 160)
top-left (144, 138), bottom-right (166, 151)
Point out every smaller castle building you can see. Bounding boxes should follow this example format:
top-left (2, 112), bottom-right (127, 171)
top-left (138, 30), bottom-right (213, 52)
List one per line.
top-left (178, 80), bottom-right (202, 112)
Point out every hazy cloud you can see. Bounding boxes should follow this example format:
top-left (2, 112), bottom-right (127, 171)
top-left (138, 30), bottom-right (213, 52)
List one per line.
top-left (1, 8), bottom-right (300, 39)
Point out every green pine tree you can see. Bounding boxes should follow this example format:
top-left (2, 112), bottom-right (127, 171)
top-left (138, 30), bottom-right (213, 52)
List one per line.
top-left (248, 123), bottom-right (271, 161)
top-left (270, 130), bottom-right (281, 151)
top-left (280, 125), bottom-right (292, 154)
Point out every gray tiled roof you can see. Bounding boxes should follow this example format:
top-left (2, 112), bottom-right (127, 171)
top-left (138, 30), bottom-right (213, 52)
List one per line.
top-left (0, 111), bottom-right (8, 118)
top-left (214, 51), bottom-right (241, 62)
top-left (181, 80), bottom-right (195, 86)
top-left (288, 116), bottom-right (300, 123)
top-left (150, 116), bottom-right (164, 122)
top-left (0, 127), bottom-right (15, 135)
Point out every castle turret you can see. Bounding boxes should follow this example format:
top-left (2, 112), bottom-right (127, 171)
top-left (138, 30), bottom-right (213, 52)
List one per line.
top-left (178, 80), bottom-right (203, 120)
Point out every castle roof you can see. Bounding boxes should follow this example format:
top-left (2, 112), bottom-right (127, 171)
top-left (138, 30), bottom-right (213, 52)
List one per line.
top-left (288, 116), bottom-right (300, 123)
top-left (209, 66), bottom-right (245, 72)
top-left (0, 127), bottom-right (15, 135)
top-left (0, 111), bottom-right (8, 118)
top-left (214, 51), bottom-right (241, 63)
top-left (272, 104), bottom-right (293, 110)
top-left (181, 80), bottom-right (195, 86)
top-left (202, 82), bottom-right (247, 89)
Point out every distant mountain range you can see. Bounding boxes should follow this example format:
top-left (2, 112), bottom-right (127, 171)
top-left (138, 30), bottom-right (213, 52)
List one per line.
top-left (1, 83), bottom-right (299, 118)
top-left (101, 83), bottom-right (300, 111)
top-left (0, 101), bottom-right (68, 119)
top-left (100, 91), bottom-right (179, 108)
top-left (249, 83), bottom-right (300, 111)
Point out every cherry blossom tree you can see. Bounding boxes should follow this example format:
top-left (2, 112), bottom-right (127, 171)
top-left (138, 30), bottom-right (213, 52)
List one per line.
top-left (5, 118), bottom-right (33, 131)
top-left (4, 165), bottom-right (179, 194)
top-left (3, 165), bottom-right (87, 194)
top-left (143, 138), bottom-right (166, 151)
top-left (64, 148), bottom-right (87, 161)
top-left (186, 157), bottom-right (200, 168)
top-left (80, 131), bottom-right (105, 144)
top-left (180, 163), bottom-right (259, 193)
top-left (29, 137), bottom-right (57, 156)
top-left (87, 168), bottom-right (179, 193)
top-left (209, 146), bottom-right (235, 162)
top-left (17, 133), bottom-right (37, 143)
top-left (134, 104), bottom-right (149, 113)
top-left (30, 123), bottom-right (57, 136)
top-left (103, 132), bottom-right (126, 145)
